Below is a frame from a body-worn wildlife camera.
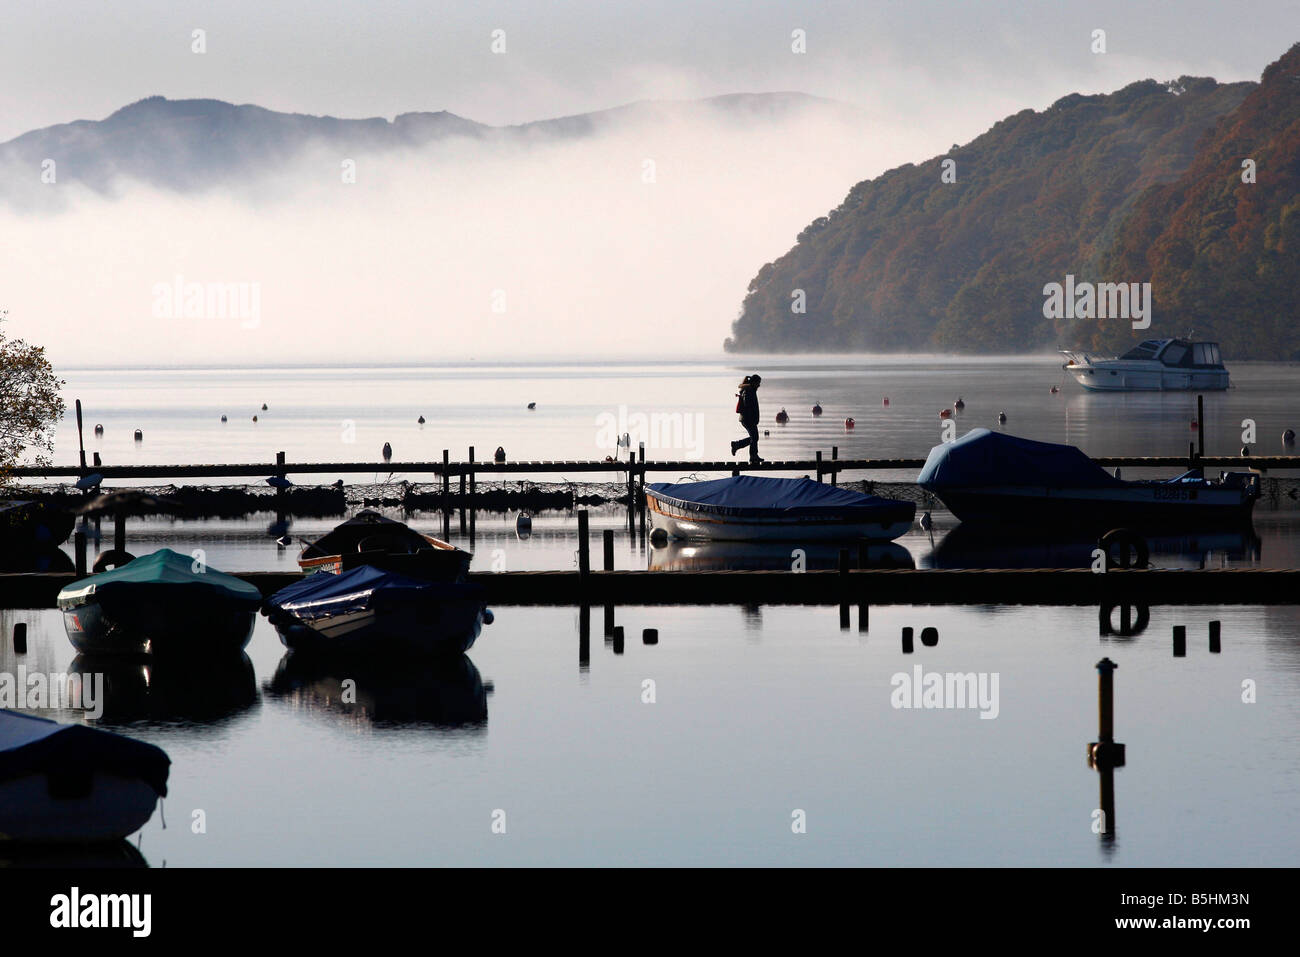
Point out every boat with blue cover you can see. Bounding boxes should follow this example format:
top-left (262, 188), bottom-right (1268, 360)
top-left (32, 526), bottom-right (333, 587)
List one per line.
top-left (264, 565), bottom-right (488, 659)
top-left (56, 548), bottom-right (263, 657)
top-left (645, 475), bottom-right (916, 542)
top-left (0, 710), bottom-right (169, 843)
top-left (917, 429), bottom-right (1259, 528)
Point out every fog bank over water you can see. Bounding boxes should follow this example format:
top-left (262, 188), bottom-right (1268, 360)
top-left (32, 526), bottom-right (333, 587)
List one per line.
top-left (1, 99), bottom-right (936, 366)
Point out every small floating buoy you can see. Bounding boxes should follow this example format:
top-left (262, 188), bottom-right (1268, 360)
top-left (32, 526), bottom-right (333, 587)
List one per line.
top-left (417, 416), bottom-right (426, 425)
top-left (1050, 386), bottom-right (1060, 394)
top-left (93, 423), bottom-right (104, 435)
top-left (220, 415), bottom-right (227, 423)
top-left (939, 408), bottom-right (952, 419)
top-left (882, 397), bottom-right (890, 406)
top-left (811, 403), bottom-right (823, 417)
top-left (953, 397), bottom-right (964, 411)
top-left (382, 442), bottom-right (393, 461)
top-left (775, 409), bottom-right (789, 424)
top-left (763, 430), bottom-right (770, 437)
top-left (516, 513), bottom-right (532, 538)
top-left (494, 446), bottom-right (506, 463)
top-left (1284, 428), bottom-right (1295, 446)
top-left (133, 429), bottom-right (143, 441)
top-left (1240, 445), bottom-right (1251, 457)
top-left (844, 417), bottom-right (855, 429)
top-left (1190, 420), bottom-right (1199, 430)
top-left (252, 415), bottom-right (258, 423)
top-left (527, 402), bottom-right (536, 410)
top-left (261, 403), bottom-right (268, 411)
top-left (997, 412), bottom-right (1007, 424)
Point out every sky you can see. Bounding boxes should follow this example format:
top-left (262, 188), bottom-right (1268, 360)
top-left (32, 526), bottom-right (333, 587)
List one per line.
top-left (1, 1), bottom-right (1297, 365)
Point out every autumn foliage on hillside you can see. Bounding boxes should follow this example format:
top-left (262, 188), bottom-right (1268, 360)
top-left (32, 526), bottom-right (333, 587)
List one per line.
top-left (725, 49), bottom-right (1294, 355)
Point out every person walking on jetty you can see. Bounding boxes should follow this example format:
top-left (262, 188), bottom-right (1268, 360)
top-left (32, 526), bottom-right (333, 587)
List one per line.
top-left (731, 374), bottom-right (765, 463)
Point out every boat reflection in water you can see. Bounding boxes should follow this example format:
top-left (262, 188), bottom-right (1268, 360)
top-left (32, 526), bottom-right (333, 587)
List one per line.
top-left (265, 652), bottom-right (488, 730)
top-left (70, 653), bottom-right (259, 727)
top-left (649, 540), bottom-right (914, 572)
top-left (0, 839), bottom-right (148, 869)
top-left (924, 523), bottom-right (1261, 569)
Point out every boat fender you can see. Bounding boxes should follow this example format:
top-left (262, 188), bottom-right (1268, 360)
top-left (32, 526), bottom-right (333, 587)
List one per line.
top-left (92, 549), bottom-right (135, 573)
top-left (649, 527), bottom-right (669, 547)
top-left (1284, 429), bottom-right (1296, 446)
top-left (133, 429), bottom-right (143, 441)
top-left (1098, 528), bottom-right (1148, 570)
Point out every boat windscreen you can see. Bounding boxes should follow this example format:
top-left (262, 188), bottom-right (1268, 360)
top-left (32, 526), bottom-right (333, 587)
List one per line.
top-left (1120, 340), bottom-right (1162, 360)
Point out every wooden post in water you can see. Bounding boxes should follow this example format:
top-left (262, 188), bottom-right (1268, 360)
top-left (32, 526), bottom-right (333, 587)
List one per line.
top-left (612, 625), bottom-right (625, 655)
top-left (74, 531), bottom-right (87, 577)
top-left (468, 446), bottom-right (476, 499)
top-left (902, 627), bottom-right (914, 654)
top-left (13, 622), bottom-right (27, 655)
top-left (1087, 657), bottom-right (1125, 840)
top-left (1173, 624), bottom-right (1186, 657)
top-left (577, 510), bottom-right (590, 579)
top-left (838, 548), bottom-right (850, 629)
top-left (114, 514), bottom-right (126, 554)
top-left (1197, 394), bottom-right (1205, 459)
top-left (75, 399), bottom-right (87, 473)
top-left (603, 529), bottom-right (614, 571)
top-left (442, 449), bottom-right (450, 500)
top-left (832, 446), bottom-right (838, 486)
top-left (579, 603), bottom-right (591, 669)
top-left (1209, 620), bottom-right (1221, 654)
top-left (92, 452), bottom-right (101, 468)
top-left (816, 450), bottom-right (823, 483)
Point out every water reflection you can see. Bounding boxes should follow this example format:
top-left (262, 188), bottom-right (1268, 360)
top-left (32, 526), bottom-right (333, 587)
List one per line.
top-left (0, 548), bottom-right (75, 574)
top-left (649, 540), bottom-right (914, 571)
top-left (925, 523), bottom-right (1261, 569)
top-left (71, 652), bottom-right (259, 727)
top-left (265, 652), bottom-right (488, 730)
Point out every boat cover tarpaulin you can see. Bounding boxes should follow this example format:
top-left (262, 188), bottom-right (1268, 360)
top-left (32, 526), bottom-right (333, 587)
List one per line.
top-left (57, 548), bottom-right (264, 607)
top-left (267, 566), bottom-right (485, 620)
top-left (918, 429), bottom-right (1124, 490)
top-left (0, 709), bottom-right (170, 795)
top-left (646, 475), bottom-right (913, 519)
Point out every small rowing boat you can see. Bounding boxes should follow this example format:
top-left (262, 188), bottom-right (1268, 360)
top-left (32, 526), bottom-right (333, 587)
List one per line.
top-left (265, 565), bottom-right (488, 659)
top-left (57, 549), bottom-right (263, 657)
top-left (0, 710), bottom-right (169, 843)
top-left (298, 511), bottom-right (471, 581)
top-left (917, 429), bottom-right (1259, 528)
top-left (645, 475), bottom-right (916, 542)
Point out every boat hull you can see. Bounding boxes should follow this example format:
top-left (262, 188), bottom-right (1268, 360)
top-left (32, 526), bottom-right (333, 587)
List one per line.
top-left (930, 485), bottom-right (1256, 529)
top-left (1065, 363), bottom-right (1230, 392)
top-left (60, 588), bottom-right (256, 657)
top-left (0, 772), bottom-right (160, 843)
top-left (646, 494), bottom-right (914, 542)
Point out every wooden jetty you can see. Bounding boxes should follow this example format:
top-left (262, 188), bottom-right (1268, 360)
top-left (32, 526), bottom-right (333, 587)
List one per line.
top-left (2, 567), bottom-right (1297, 610)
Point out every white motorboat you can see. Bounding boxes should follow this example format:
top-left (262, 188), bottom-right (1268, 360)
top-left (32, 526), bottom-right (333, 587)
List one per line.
top-left (1061, 338), bottom-right (1229, 391)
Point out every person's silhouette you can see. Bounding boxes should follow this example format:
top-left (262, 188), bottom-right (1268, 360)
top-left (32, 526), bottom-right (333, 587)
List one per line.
top-left (730, 374), bottom-right (764, 463)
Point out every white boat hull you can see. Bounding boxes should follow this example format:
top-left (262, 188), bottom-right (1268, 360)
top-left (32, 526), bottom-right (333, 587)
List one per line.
top-left (1067, 364), bottom-right (1230, 391)
top-left (647, 497), bottom-right (913, 542)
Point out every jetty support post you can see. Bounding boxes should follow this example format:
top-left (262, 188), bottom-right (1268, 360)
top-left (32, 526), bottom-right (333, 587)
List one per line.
top-left (442, 449), bottom-right (450, 502)
top-left (114, 513), bottom-right (126, 554)
top-left (832, 446), bottom-right (838, 486)
top-left (816, 450), bottom-right (823, 482)
top-left (1209, 620), bottom-right (1221, 653)
top-left (12, 622), bottom-right (26, 655)
top-left (838, 548), bottom-right (850, 629)
top-left (1173, 624), bottom-right (1186, 657)
top-left (577, 509), bottom-right (590, 581)
top-left (1087, 657), bottom-right (1125, 839)
top-left (74, 531), bottom-right (87, 577)
top-left (468, 446), bottom-right (476, 499)
top-left (1197, 394), bottom-right (1205, 459)
top-left (902, 626), bottom-right (914, 654)
top-left (579, 603), bottom-right (590, 670)
top-left (275, 451), bottom-right (287, 529)
top-left (603, 529), bottom-right (614, 571)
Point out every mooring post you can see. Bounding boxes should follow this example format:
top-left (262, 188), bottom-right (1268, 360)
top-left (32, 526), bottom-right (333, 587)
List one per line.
top-left (442, 449), bottom-right (450, 500)
top-left (74, 531), bottom-right (87, 577)
top-left (577, 509), bottom-right (590, 580)
top-left (1173, 624), bottom-right (1186, 657)
top-left (859, 599), bottom-right (869, 634)
top-left (75, 399), bottom-right (87, 473)
top-left (92, 452), bottom-right (101, 469)
top-left (468, 446), bottom-right (476, 499)
top-left (902, 626), bottom-right (914, 654)
top-left (579, 603), bottom-right (591, 669)
top-left (612, 625), bottom-right (625, 655)
top-left (1088, 657), bottom-right (1125, 839)
top-left (1209, 620), bottom-right (1221, 653)
top-left (13, 622), bottom-right (27, 655)
top-left (114, 513), bottom-right (126, 553)
top-left (603, 529), bottom-right (614, 571)
top-left (642, 628), bottom-right (658, 645)
top-left (816, 450), bottom-right (823, 482)
top-left (1197, 394), bottom-right (1205, 459)
top-left (832, 446), bottom-right (838, 486)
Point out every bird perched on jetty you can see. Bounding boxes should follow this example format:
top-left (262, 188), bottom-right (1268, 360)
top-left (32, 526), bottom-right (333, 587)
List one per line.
top-left (332, 479), bottom-right (344, 489)
top-left (494, 446), bottom-right (506, 463)
top-left (1241, 445), bottom-right (1251, 457)
top-left (382, 442), bottom-right (393, 462)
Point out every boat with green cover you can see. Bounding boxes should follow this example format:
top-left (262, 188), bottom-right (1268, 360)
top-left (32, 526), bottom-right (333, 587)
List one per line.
top-left (57, 549), bottom-right (263, 657)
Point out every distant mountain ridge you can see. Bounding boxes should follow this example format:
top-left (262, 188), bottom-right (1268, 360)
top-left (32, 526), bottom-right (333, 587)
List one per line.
top-left (726, 42), bottom-right (1300, 359)
top-left (0, 91), bottom-right (856, 198)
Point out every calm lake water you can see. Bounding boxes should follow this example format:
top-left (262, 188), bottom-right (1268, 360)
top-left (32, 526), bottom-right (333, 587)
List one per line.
top-left (6, 356), bottom-right (1300, 866)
